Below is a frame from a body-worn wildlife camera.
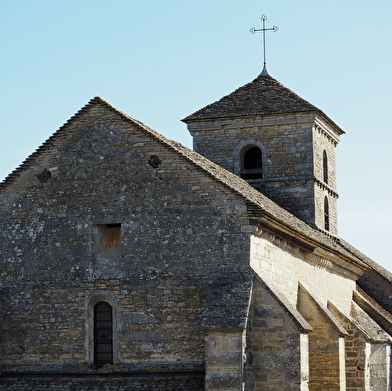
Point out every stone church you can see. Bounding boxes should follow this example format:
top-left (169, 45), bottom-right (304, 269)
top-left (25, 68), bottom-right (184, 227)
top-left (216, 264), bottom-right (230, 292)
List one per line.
top-left (1, 68), bottom-right (392, 391)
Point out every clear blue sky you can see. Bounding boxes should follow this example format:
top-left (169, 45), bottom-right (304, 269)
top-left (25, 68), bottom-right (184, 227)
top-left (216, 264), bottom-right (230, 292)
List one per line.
top-left (1, 1), bottom-right (391, 270)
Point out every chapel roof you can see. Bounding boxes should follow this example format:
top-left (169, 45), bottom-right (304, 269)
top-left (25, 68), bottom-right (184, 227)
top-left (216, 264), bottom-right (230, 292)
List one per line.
top-left (182, 74), bottom-right (344, 134)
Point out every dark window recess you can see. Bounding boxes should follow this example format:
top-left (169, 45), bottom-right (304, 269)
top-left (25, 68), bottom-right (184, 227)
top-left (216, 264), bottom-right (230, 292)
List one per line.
top-left (149, 155), bottom-right (161, 168)
top-left (37, 169), bottom-right (51, 184)
top-left (94, 301), bottom-right (113, 365)
top-left (324, 197), bottom-right (330, 231)
top-left (94, 224), bottom-right (121, 257)
top-left (323, 150), bottom-right (328, 184)
top-left (241, 147), bottom-right (263, 179)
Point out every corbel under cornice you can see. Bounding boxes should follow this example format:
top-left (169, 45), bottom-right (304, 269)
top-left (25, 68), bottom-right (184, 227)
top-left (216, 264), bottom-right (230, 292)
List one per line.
top-left (304, 249), bottom-right (363, 280)
top-left (314, 178), bottom-right (339, 198)
top-left (251, 213), bottom-right (368, 280)
top-left (313, 117), bottom-right (342, 144)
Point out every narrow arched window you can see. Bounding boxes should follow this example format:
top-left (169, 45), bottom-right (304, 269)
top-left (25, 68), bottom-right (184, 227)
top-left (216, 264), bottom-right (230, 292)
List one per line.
top-left (241, 146), bottom-right (262, 179)
top-left (323, 150), bottom-right (328, 184)
top-left (324, 196), bottom-right (330, 231)
top-left (94, 301), bottom-right (113, 365)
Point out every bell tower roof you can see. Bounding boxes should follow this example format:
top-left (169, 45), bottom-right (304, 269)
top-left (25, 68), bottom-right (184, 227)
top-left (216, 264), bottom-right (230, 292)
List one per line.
top-left (182, 74), bottom-right (344, 135)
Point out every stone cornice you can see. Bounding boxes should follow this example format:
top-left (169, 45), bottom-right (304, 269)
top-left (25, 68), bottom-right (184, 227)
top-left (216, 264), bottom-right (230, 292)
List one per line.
top-left (304, 248), bottom-right (363, 280)
top-left (252, 219), bottom-right (367, 281)
top-left (314, 178), bottom-right (339, 198)
top-left (313, 120), bottom-right (341, 145)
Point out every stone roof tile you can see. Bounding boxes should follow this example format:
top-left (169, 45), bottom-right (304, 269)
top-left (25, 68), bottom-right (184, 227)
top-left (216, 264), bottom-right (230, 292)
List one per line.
top-left (182, 74), bottom-right (344, 134)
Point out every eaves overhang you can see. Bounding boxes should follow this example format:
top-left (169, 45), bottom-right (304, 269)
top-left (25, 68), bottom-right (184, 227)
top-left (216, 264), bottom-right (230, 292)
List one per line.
top-left (248, 202), bottom-right (369, 280)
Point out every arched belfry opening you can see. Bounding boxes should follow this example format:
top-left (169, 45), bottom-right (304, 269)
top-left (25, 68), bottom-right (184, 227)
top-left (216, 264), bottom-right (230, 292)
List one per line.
top-left (323, 150), bottom-right (328, 184)
top-left (241, 146), bottom-right (263, 180)
top-left (324, 196), bottom-right (330, 232)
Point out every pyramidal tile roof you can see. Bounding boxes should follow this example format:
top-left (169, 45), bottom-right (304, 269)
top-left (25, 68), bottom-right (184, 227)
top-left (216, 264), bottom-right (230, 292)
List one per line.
top-left (182, 74), bottom-right (342, 133)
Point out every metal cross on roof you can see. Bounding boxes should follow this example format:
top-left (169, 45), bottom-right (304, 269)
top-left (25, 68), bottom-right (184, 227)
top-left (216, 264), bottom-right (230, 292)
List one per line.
top-left (250, 15), bottom-right (278, 76)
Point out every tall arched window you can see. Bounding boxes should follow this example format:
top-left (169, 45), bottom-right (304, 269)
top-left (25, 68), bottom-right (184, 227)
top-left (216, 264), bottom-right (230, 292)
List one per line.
top-left (323, 150), bottom-right (328, 184)
top-left (94, 301), bottom-right (113, 365)
top-left (324, 196), bottom-right (330, 232)
top-left (241, 146), bottom-right (262, 179)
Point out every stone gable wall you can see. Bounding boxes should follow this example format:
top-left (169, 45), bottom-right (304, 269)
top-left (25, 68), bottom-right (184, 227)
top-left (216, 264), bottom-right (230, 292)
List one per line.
top-left (0, 104), bottom-right (251, 385)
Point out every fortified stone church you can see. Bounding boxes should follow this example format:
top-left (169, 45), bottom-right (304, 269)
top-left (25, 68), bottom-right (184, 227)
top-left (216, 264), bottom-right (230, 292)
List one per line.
top-left (1, 64), bottom-right (392, 391)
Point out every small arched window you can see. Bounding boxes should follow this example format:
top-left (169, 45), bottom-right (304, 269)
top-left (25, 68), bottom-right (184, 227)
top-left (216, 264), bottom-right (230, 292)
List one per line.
top-left (94, 301), bottom-right (113, 365)
top-left (323, 150), bottom-right (328, 184)
top-left (324, 196), bottom-right (330, 231)
top-left (241, 146), bottom-right (262, 180)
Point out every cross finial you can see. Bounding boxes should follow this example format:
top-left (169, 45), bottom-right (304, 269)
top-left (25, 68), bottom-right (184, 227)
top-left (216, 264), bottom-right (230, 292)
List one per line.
top-left (250, 15), bottom-right (278, 76)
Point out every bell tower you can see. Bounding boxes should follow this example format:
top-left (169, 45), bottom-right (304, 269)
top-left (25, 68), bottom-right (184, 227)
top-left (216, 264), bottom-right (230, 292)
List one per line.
top-left (182, 73), bottom-right (344, 235)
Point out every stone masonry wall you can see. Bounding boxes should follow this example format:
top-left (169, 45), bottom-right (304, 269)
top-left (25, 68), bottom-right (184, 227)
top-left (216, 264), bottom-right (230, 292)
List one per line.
top-left (0, 376), bottom-right (205, 391)
top-left (312, 123), bottom-right (338, 191)
top-left (187, 112), bottom-right (342, 233)
top-left (0, 102), bottom-right (253, 389)
top-left (244, 279), bottom-right (308, 391)
top-left (314, 184), bottom-right (338, 235)
top-left (369, 344), bottom-right (391, 391)
top-left (297, 285), bottom-right (345, 391)
top-left (312, 119), bottom-right (339, 234)
top-left (187, 113), bottom-right (317, 226)
top-left (250, 235), bottom-right (356, 315)
top-left (205, 331), bottom-right (244, 391)
top-left (328, 304), bottom-right (368, 391)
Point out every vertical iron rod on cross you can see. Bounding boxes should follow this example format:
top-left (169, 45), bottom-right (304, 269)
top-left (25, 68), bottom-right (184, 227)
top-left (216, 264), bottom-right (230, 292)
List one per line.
top-left (250, 15), bottom-right (278, 75)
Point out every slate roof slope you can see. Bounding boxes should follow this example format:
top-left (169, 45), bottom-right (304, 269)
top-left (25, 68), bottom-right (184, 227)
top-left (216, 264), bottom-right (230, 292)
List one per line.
top-left (182, 74), bottom-right (344, 134)
top-left (0, 97), bottom-right (377, 272)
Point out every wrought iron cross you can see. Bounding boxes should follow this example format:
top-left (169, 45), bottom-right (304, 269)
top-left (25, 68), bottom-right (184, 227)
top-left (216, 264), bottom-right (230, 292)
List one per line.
top-left (250, 15), bottom-right (278, 75)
